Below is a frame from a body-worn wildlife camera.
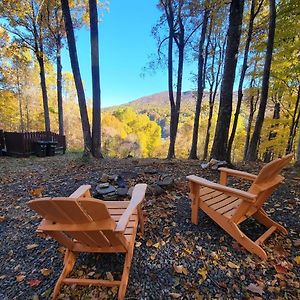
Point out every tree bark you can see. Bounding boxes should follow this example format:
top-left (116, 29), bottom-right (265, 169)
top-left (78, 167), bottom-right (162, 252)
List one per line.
top-left (61, 0), bottom-right (92, 155)
top-left (286, 85), bottom-right (300, 154)
top-left (89, 0), bottom-right (103, 158)
top-left (37, 52), bottom-right (51, 132)
top-left (189, 9), bottom-right (209, 159)
top-left (56, 33), bottom-right (64, 136)
top-left (203, 36), bottom-right (224, 161)
top-left (210, 0), bottom-right (244, 161)
top-left (243, 87), bottom-right (259, 160)
top-left (246, 0), bottom-right (276, 161)
top-left (16, 68), bottom-right (24, 132)
top-left (226, 0), bottom-right (257, 161)
top-left (165, 1), bottom-right (175, 159)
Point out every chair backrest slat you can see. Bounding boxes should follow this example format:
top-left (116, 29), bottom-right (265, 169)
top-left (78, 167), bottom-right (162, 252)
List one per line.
top-left (28, 197), bottom-right (126, 249)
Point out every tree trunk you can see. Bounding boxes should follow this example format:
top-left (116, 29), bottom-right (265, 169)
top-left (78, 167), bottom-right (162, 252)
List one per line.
top-left (16, 68), bottom-right (24, 132)
top-left (286, 85), bottom-right (300, 154)
top-left (166, 2), bottom-right (175, 159)
top-left (89, 0), bottom-right (103, 158)
top-left (37, 52), bottom-right (51, 132)
top-left (226, 0), bottom-right (257, 161)
top-left (296, 127), bottom-right (300, 166)
top-left (210, 0), bottom-right (244, 161)
top-left (263, 100), bottom-right (280, 162)
top-left (189, 9), bottom-right (209, 159)
top-left (56, 34), bottom-right (64, 136)
top-left (203, 37), bottom-right (224, 161)
top-left (61, 0), bottom-right (92, 155)
top-left (246, 0), bottom-right (276, 161)
top-left (243, 87), bottom-right (259, 160)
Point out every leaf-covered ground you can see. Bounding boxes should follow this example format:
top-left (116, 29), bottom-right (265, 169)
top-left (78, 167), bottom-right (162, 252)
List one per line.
top-left (0, 154), bottom-right (299, 299)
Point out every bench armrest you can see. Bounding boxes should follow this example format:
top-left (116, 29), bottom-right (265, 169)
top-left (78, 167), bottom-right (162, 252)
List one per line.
top-left (69, 185), bottom-right (92, 198)
top-left (187, 175), bottom-right (256, 203)
top-left (116, 184), bottom-right (147, 232)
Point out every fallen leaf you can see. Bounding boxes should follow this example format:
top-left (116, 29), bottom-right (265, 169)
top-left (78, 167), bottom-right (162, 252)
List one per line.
top-left (294, 256), bottom-right (300, 264)
top-left (28, 279), bottom-right (41, 287)
top-left (0, 216), bottom-right (6, 222)
top-left (30, 188), bottom-right (44, 197)
top-left (106, 272), bottom-right (114, 281)
top-left (173, 264), bottom-right (188, 275)
top-left (153, 242), bottom-right (160, 248)
top-left (197, 267), bottom-right (208, 281)
top-left (26, 244), bottom-right (38, 250)
top-left (274, 264), bottom-right (288, 274)
top-left (169, 292), bottom-right (182, 299)
top-left (135, 241), bottom-right (142, 247)
top-left (16, 275), bottom-right (26, 282)
top-left (246, 283), bottom-right (264, 296)
top-left (227, 261), bottom-right (239, 269)
top-left (146, 240), bottom-right (153, 247)
top-left (40, 268), bottom-right (51, 276)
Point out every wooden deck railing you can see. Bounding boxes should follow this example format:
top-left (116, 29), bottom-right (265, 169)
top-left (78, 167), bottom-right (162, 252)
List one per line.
top-left (1, 131), bottom-right (66, 157)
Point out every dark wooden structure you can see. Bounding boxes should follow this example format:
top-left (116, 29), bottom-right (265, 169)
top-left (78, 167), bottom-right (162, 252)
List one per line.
top-left (1, 131), bottom-right (66, 157)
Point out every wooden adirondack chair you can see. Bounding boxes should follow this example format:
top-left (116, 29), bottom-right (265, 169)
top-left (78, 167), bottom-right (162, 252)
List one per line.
top-left (28, 183), bottom-right (147, 300)
top-left (187, 154), bottom-right (293, 259)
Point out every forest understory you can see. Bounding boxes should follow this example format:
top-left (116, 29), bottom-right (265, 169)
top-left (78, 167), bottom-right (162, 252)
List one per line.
top-left (0, 154), bottom-right (299, 299)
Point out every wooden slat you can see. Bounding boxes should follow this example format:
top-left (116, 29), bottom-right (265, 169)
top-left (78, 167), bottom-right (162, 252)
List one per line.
top-left (199, 187), bottom-right (215, 197)
top-left (204, 194), bottom-right (229, 206)
top-left (201, 190), bottom-right (223, 201)
top-left (106, 201), bottom-right (130, 208)
top-left (63, 278), bottom-right (121, 287)
top-left (217, 199), bottom-right (241, 214)
top-left (66, 231), bottom-right (105, 247)
top-left (210, 196), bottom-right (238, 210)
top-left (255, 226), bottom-right (277, 245)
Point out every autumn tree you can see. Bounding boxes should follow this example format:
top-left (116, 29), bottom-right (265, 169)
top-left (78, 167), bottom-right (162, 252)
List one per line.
top-left (189, 4), bottom-right (210, 159)
top-left (89, 0), bottom-right (103, 158)
top-left (246, 0), bottom-right (276, 160)
top-left (211, 0), bottom-right (245, 161)
top-left (61, 0), bottom-right (93, 155)
top-left (0, 0), bottom-right (52, 132)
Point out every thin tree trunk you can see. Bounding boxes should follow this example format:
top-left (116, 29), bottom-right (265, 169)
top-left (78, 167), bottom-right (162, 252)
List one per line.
top-left (56, 33), bottom-right (64, 136)
top-left (25, 96), bottom-right (30, 131)
top-left (286, 85), bottom-right (300, 154)
top-left (16, 68), bottom-right (24, 132)
top-left (37, 52), bottom-right (51, 132)
top-left (166, 2), bottom-right (175, 159)
top-left (203, 38), bottom-right (224, 161)
top-left (243, 87), bottom-right (259, 160)
top-left (61, 0), bottom-right (92, 155)
top-left (296, 128), bottom-right (300, 165)
top-left (226, 0), bottom-right (258, 161)
top-left (189, 9), bottom-right (209, 159)
top-left (31, 1), bottom-right (50, 132)
top-left (246, 0), bottom-right (276, 161)
top-left (211, 0), bottom-right (244, 161)
top-left (89, 0), bottom-right (103, 158)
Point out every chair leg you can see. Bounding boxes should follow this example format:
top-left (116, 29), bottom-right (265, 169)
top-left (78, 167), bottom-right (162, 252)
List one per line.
top-left (52, 250), bottom-right (76, 300)
top-left (228, 222), bottom-right (267, 260)
top-left (253, 209), bottom-right (288, 235)
top-left (191, 200), bottom-right (199, 225)
top-left (118, 246), bottom-right (134, 300)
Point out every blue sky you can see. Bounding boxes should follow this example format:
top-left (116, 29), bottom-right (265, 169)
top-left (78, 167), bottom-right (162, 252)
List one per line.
top-left (61, 0), bottom-right (197, 108)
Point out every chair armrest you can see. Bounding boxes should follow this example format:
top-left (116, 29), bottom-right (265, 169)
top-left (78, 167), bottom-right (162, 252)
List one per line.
top-left (69, 185), bottom-right (92, 198)
top-left (115, 184), bottom-right (147, 232)
top-left (218, 167), bottom-right (257, 185)
top-left (187, 175), bottom-right (256, 203)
